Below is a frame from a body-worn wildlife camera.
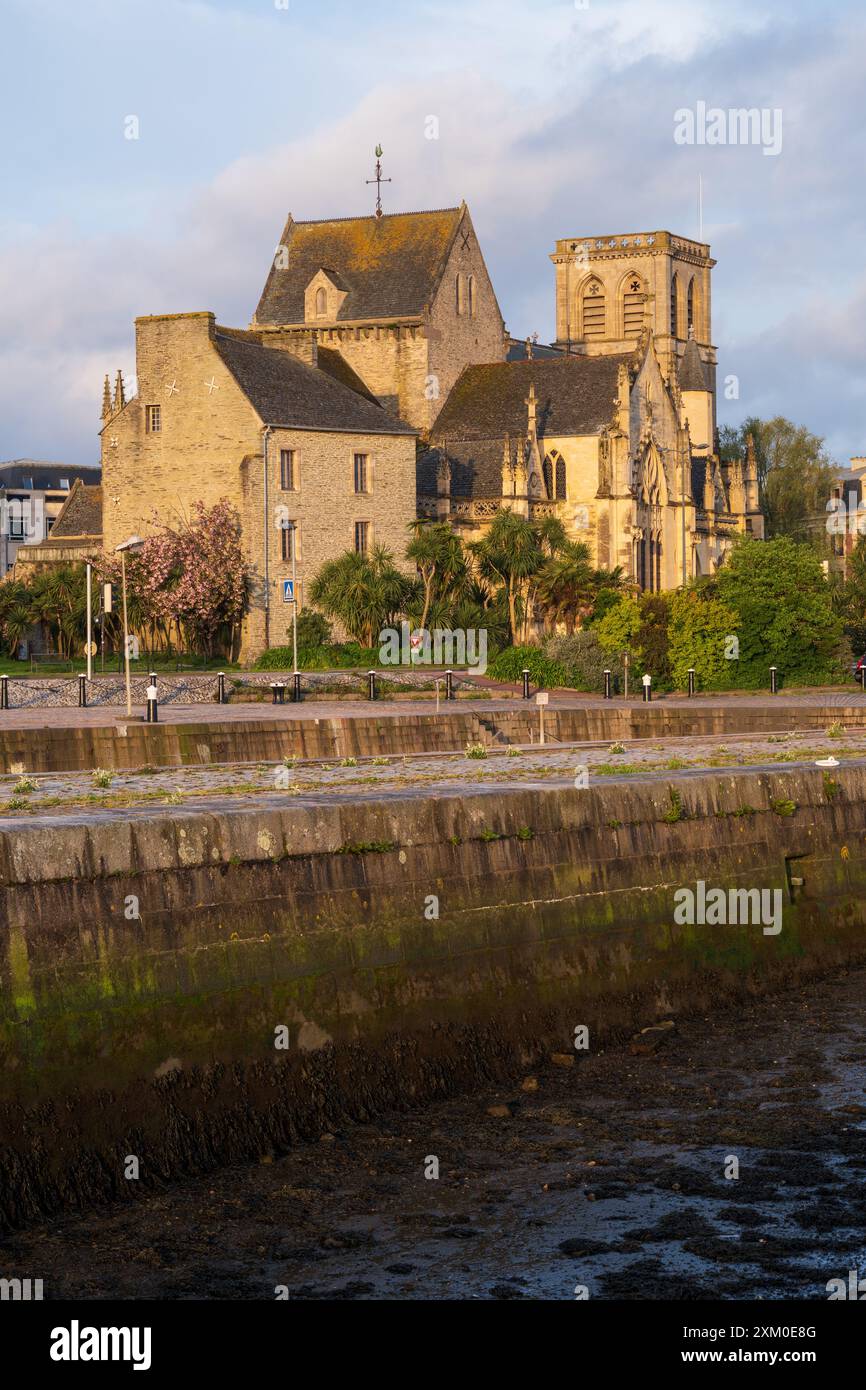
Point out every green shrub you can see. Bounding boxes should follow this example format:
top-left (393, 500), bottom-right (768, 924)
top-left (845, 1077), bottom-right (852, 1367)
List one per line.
top-left (487, 645), bottom-right (566, 688)
top-left (294, 610), bottom-right (332, 648)
top-left (544, 630), bottom-right (608, 692)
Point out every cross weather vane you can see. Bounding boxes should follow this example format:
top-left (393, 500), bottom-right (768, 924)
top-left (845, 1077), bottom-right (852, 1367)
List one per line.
top-left (366, 144), bottom-right (391, 218)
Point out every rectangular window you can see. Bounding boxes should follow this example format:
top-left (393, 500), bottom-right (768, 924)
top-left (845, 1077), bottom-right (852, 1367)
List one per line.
top-left (354, 521), bottom-right (369, 555)
top-left (353, 453), bottom-right (368, 494)
top-left (280, 449), bottom-right (295, 491)
top-left (146, 405), bottom-right (161, 434)
top-left (281, 521), bottom-right (295, 563)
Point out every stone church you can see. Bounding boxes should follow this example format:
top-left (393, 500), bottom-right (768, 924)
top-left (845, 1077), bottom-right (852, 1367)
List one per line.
top-left (98, 196), bottom-right (762, 660)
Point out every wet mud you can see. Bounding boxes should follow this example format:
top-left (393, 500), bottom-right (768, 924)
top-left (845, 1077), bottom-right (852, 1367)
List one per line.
top-left (3, 966), bottom-right (866, 1300)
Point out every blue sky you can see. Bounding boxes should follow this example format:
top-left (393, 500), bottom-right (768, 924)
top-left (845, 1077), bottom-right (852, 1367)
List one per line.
top-left (2, 0), bottom-right (864, 464)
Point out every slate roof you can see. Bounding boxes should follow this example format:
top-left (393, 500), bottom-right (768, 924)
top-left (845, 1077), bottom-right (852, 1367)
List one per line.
top-left (0, 461), bottom-right (101, 491)
top-left (506, 337), bottom-right (567, 361)
top-left (49, 481), bottom-right (103, 537)
top-left (431, 356), bottom-right (629, 442)
top-left (418, 439), bottom-right (514, 500)
top-left (212, 331), bottom-right (415, 435)
top-left (254, 208), bottom-right (464, 325)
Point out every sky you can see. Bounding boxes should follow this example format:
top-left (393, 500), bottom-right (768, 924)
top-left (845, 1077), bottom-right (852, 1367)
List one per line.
top-left (1, 0), bottom-right (864, 466)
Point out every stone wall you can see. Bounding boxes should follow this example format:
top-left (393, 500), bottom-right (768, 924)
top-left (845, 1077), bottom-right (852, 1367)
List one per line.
top-left (1, 763), bottom-right (865, 1227)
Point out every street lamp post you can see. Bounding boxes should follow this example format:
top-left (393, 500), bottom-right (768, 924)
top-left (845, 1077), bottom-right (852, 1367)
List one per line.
top-left (115, 535), bottom-right (144, 717)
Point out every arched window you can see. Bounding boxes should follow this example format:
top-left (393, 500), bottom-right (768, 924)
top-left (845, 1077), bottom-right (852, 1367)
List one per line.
top-left (542, 457), bottom-right (553, 499)
top-left (315, 287), bottom-right (327, 317)
top-left (456, 274), bottom-right (465, 315)
top-left (670, 276), bottom-right (679, 337)
top-left (555, 455), bottom-right (566, 499)
top-left (622, 273), bottom-right (644, 338)
top-left (468, 275), bottom-right (476, 317)
top-left (582, 278), bottom-right (605, 338)
top-left (687, 278), bottom-right (695, 332)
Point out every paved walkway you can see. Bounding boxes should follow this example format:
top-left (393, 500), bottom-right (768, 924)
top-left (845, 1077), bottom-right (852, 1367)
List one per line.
top-left (0, 689), bottom-right (863, 731)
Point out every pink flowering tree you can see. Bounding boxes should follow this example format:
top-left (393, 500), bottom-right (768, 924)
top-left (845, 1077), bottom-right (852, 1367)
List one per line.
top-left (92, 499), bottom-right (249, 658)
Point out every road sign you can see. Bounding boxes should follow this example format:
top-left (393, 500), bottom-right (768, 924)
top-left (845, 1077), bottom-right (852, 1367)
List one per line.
top-left (85, 641), bottom-right (97, 657)
top-left (282, 579), bottom-right (295, 604)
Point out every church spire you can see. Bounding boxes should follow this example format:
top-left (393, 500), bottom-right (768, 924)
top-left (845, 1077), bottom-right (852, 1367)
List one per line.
top-left (113, 369), bottom-right (126, 412)
top-left (501, 434), bottom-right (514, 499)
top-left (102, 374), bottom-right (112, 421)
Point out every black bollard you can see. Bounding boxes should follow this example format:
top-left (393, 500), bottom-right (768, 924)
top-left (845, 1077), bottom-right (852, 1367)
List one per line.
top-left (368, 670), bottom-right (377, 701)
top-left (770, 666), bottom-right (778, 695)
top-left (0, 675), bottom-right (8, 710)
top-left (858, 666), bottom-right (865, 691)
top-left (522, 669), bottom-right (530, 700)
top-left (603, 669), bottom-right (612, 700)
top-left (642, 674), bottom-right (652, 703)
top-left (277, 682), bottom-right (286, 705)
top-left (445, 669), bottom-right (454, 701)
top-left (145, 682), bottom-right (158, 723)
top-left (78, 673), bottom-right (87, 707)
top-left (292, 672), bottom-right (301, 703)
top-left (271, 682), bottom-right (279, 705)
top-left (217, 671), bottom-right (226, 704)
top-left (688, 668), bottom-right (696, 697)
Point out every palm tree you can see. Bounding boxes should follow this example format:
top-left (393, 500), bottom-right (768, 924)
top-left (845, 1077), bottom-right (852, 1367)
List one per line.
top-left (470, 510), bottom-right (545, 645)
top-left (406, 521), bottom-right (468, 631)
top-left (309, 546), bottom-right (416, 647)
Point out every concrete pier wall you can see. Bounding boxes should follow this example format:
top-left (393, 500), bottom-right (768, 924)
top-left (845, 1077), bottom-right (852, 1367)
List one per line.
top-left (1, 764), bottom-right (865, 1228)
top-left (1, 701), bottom-right (865, 772)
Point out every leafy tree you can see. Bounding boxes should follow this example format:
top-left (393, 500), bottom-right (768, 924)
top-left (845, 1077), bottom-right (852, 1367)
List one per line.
top-left (715, 536), bottom-right (847, 686)
top-left (470, 510), bottom-right (546, 645)
top-left (594, 594), bottom-right (643, 660)
top-left (294, 609), bottom-right (332, 648)
top-left (720, 416), bottom-right (836, 542)
top-left (667, 589), bottom-right (739, 690)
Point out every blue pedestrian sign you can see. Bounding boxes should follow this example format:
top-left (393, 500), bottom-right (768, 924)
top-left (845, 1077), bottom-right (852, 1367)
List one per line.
top-left (282, 579), bottom-right (295, 603)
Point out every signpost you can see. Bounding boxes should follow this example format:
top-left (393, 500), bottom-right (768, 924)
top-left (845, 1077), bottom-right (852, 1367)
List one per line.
top-left (536, 690), bottom-right (549, 744)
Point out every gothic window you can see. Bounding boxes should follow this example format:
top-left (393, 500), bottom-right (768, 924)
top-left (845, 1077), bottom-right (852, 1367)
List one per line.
top-left (582, 278), bottom-right (605, 338)
top-left (687, 278), bottom-right (695, 332)
top-left (555, 455), bottom-right (566, 499)
top-left (670, 276), bottom-right (679, 337)
top-left (315, 287), bottom-right (327, 317)
top-left (468, 275), bottom-right (476, 317)
top-left (542, 457), bottom-right (553, 499)
top-left (456, 274), bottom-right (466, 315)
top-left (622, 273), bottom-right (644, 338)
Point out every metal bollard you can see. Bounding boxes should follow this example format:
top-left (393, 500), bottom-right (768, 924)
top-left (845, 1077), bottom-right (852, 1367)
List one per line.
top-left (277, 682), bottom-right (286, 705)
top-left (78, 673), bottom-right (87, 707)
top-left (642, 673), bottom-right (652, 703)
top-left (445, 669), bottom-right (454, 701)
top-left (0, 675), bottom-right (8, 710)
top-left (770, 666), bottom-right (778, 695)
top-left (270, 682), bottom-right (279, 705)
top-left (292, 672), bottom-right (301, 703)
top-left (858, 666), bottom-right (865, 691)
top-left (217, 671), bottom-right (226, 704)
top-left (145, 682), bottom-right (158, 723)
top-left (368, 670), bottom-right (377, 701)
top-left (688, 668), bottom-right (696, 698)
top-left (603, 669), bottom-right (612, 699)
top-left (522, 669), bottom-right (531, 700)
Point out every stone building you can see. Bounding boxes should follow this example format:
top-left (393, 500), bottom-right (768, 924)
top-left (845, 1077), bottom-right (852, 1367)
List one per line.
top-left (418, 228), bottom-right (762, 586)
top-left (0, 460), bottom-right (101, 576)
top-left (98, 201), bottom-right (762, 660)
top-left (13, 477), bottom-right (103, 578)
top-left (253, 203), bottom-right (505, 430)
top-left (100, 314), bottom-right (416, 659)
